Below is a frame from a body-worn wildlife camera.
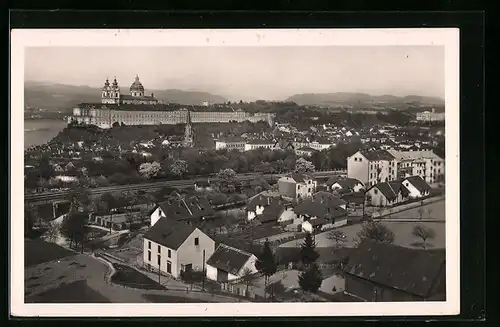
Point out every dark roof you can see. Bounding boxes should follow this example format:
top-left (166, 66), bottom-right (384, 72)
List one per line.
top-left (334, 178), bottom-right (364, 190)
top-left (404, 176), bottom-right (431, 193)
top-left (325, 176), bottom-right (339, 186)
top-left (143, 218), bottom-right (196, 250)
top-left (370, 181), bottom-right (409, 201)
top-left (206, 244), bottom-right (253, 275)
top-left (246, 139), bottom-right (274, 145)
top-left (360, 150), bottom-right (395, 161)
top-left (249, 176), bottom-right (271, 189)
top-left (308, 217), bottom-right (330, 226)
top-left (120, 94), bottom-right (157, 101)
top-left (258, 201), bottom-right (286, 223)
top-left (289, 173), bottom-right (315, 183)
top-left (247, 194), bottom-right (271, 212)
top-left (344, 240), bottom-right (446, 298)
top-left (157, 196), bottom-right (215, 221)
top-left (294, 192), bottom-right (348, 220)
top-left (297, 146), bottom-right (316, 151)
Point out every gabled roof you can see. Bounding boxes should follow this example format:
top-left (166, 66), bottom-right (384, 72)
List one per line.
top-left (206, 243), bottom-right (253, 275)
top-left (285, 172), bottom-right (315, 183)
top-left (369, 181), bottom-right (409, 201)
top-left (246, 139), bottom-right (274, 145)
top-left (359, 150), bottom-right (395, 161)
top-left (325, 176), bottom-right (339, 186)
top-left (344, 240), bottom-right (446, 298)
top-left (294, 192), bottom-right (348, 220)
top-left (143, 218), bottom-right (196, 250)
top-left (404, 176), bottom-right (431, 193)
top-left (334, 178), bottom-right (364, 190)
top-left (156, 196), bottom-right (215, 221)
top-left (258, 200), bottom-right (286, 223)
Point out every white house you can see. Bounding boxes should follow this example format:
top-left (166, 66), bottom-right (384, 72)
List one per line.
top-left (149, 196), bottom-right (216, 227)
top-left (401, 176), bottom-right (432, 199)
top-left (330, 178), bottom-right (365, 193)
top-left (278, 173), bottom-right (317, 199)
top-left (365, 181), bottom-right (410, 207)
top-left (347, 150), bottom-right (398, 187)
top-left (246, 194), bottom-right (296, 224)
top-left (142, 217), bottom-right (215, 278)
top-left (206, 244), bottom-right (258, 282)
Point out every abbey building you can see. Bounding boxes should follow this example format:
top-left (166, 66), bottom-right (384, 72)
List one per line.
top-left (68, 76), bottom-right (275, 129)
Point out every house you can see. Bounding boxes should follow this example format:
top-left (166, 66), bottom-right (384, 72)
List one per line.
top-left (387, 149), bottom-right (445, 185)
top-left (401, 176), bottom-right (431, 199)
top-left (194, 179), bottom-right (213, 192)
top-left (278, 173), bottom-right (317, 199)
top-left (143, 218), bottom-right (215, 278)
top-left (294, 192), bottom-right (349, 232)
top-left (149, 195), bottom-right (216, 226)
top-left (347, 150), bottom-right (398, 187)
top-left (246, 194), bottom-right (295, 224)
top-left (343, 240), bottom-right (446, 301)
top-left (206, 243), bottom-right (258, 282)
top-left (328, 177), bottom-right (365, 193)
top-left (215, 137), bottom-right (246, 152)
top-left (365, 180), bottom-right (410, 207)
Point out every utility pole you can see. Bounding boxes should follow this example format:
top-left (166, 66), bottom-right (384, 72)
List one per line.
top-left (158, 260), bottom-right (161, 285)
top-left (202, 249), bottom-right (206, 291)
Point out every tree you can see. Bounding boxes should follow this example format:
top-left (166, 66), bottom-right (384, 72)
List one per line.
top-left (426, 207), bottom-right (433, 219)
top-left (255, 241), bottom-right (277, 300)
top-left (298, 262), bottom-right (323, 293)
top-left (169, 159), bottom-right (188, 178)
top-left (294, 157), bottom-right (315, 174)
top-left (100, 192), bottom-right (119, 233)
top-left (138, 161), bottom-right (161, 179)
top-left (417, 206), bottom-right (425, 220)
top-left (67, 187), bottom-right (92, 213)
top-left (60, 211), bottom-right (88, 252)
top-left (355, 221), bottom-right (395, 245)
top-left (300, 233), bottom-right (320, 266)
top-left (24, 204), bottom-right (39, 237)
top-left (216, 168), bottom-right (237, 191)
top-left (411, 225), bottom-right (436, 250)
top-left (45, 221), bottom-right (60, 243)
top-left (266, 280), bottom-right (286, 301)
top-left (327, 230), bottom-right (347, 249)
top-left (240, 267), bottom-right (256, 296)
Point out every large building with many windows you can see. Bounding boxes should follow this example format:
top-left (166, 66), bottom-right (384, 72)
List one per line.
top-left (68, 76), bottom-right (275, 128)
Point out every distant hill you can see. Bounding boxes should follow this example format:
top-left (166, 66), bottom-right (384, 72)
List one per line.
top-left (285, 92), bottom-right (445, 110)
top-left (24, 81), bottom-right (228, 112)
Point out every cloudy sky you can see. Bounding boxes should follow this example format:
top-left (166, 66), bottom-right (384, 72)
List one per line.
top-left (25, 46), bottom-right (444, 101)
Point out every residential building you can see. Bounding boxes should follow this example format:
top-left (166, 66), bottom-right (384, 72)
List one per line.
top-left (343, 240), bottom-right (446, 301)
top-left (387, 149), bottom-right (444, 185)
top-left (149, 196), bottom-right (215, 226)
top-left (294, 191), bottom-right (348, 232)
top-left (347, 150), bottom-right (398, 187)
top-left (142, 218), bottom-right (216, 278)
top-left (326, 177), bottom-right (365, 194)
top-left (246, 194), bottom-right (295, 225)
top-left (278, 173), bottom-right (317, 199)
top-left (401, 176), bottom-right (432, 199)
top-left (244, 139), bottom-right (276, 151)
top-left (215, 138), bottom-right (246, 152)
top-left (206, 243), bottom-right (258, 282)
top-left (365, 181), bottom-right (410, 207)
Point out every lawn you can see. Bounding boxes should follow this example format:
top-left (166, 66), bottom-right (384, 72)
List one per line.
top-left (25, 239), bottom-right (75, 267)
top-left (389, 199), bottom-right (446, 221)
top-left (26, 280), bottom-right (111, 303)
top-left (111, 263), bottom-right (166, 290)
top-left (142, 294), bottom-right (211, 303)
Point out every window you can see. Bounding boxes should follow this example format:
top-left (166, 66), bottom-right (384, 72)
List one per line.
top-left (148, 251), bottom-right (151, 261)
top-left (157, 255), bottom-right (161, 266)
top-left (148, 241), bottom-right (151, 250)
top-left (359, 158), bottom-right (363, 162)
top-left (158, 245), bottom-right (161, 253)
top-left (374, 189), bottom-right (378, 195)
top-left (167, 261), bottom-right (172, 273)
top-left (168, 249), bottom-right (171, 258)
top-left (194, 237), bottom-right (199, 246)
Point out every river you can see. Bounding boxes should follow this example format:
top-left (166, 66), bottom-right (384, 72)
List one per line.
top-left (24, 119), bottom-right (68, 149)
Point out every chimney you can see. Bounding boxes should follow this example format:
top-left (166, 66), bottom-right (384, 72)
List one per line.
top-left (151, 93), bottom-right (154, 97)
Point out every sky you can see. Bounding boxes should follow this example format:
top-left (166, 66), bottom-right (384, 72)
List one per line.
top-left (25, 46), bottom-right (444, 101)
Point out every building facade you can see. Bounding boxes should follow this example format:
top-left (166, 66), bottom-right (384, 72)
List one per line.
top-left (416, 108), bottom-right (445, 122)
top-left (68, 76), bottom-right (275, 128)
top-left (347, 150), bottom-right (398, 187)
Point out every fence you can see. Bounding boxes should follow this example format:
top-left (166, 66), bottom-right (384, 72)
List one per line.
top-left (372, 195), bottom-right (445, 219)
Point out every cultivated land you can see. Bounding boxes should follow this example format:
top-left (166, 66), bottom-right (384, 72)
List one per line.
top-left (280, 200), bottom-right (446, 250)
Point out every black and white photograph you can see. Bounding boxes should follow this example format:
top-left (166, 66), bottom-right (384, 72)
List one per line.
top-left (11, 29), bottom-right (460, 317)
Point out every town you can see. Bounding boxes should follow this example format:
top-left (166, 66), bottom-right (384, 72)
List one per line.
top-left (24, 69), bottom-right (447, 303)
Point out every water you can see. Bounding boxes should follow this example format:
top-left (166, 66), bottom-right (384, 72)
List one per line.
top-left (24, 119), bottom-right (67, 149)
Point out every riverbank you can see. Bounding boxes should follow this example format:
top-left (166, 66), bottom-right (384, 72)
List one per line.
top-left (24, 119), bottom-right (67, 149)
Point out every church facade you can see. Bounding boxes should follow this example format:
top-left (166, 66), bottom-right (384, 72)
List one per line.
top-left (68, 76), bottom-right (275, 129)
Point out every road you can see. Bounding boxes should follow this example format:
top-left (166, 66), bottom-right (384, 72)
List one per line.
top-left (25, 170), bottom-right (346, 203)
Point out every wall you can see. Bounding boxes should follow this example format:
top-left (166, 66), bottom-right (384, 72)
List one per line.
top-left (176, 228), bottom-right (216, 277)
top-left (366, 187), bottom-right (389, 207)
top-left (347, 152), bottom-right (369, 185)
top-left (149, 206), bottom-right (165, 227)
top-left (277, 208), bottom-right (296, 223)
top-left (143, 238), bottom-right (178, 277)
top-left (206, 264), bottom-right (218, 281)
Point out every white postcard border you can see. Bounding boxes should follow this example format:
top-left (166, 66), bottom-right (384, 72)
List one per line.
top-left (10, 28), bottom-right (460, 317)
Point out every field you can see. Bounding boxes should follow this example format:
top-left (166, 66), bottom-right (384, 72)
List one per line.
top-left (110, 263), bottom-right (166, 290)
top-left (25, 239), bottom-right (76, 267)
top-left (280, 200), bottom-right (446, 250)
top-left (26, 280), bottom-right (111, 303)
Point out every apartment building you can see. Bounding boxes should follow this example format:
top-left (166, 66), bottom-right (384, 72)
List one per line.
top-left (347, 150), bottom-right (398, 187)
